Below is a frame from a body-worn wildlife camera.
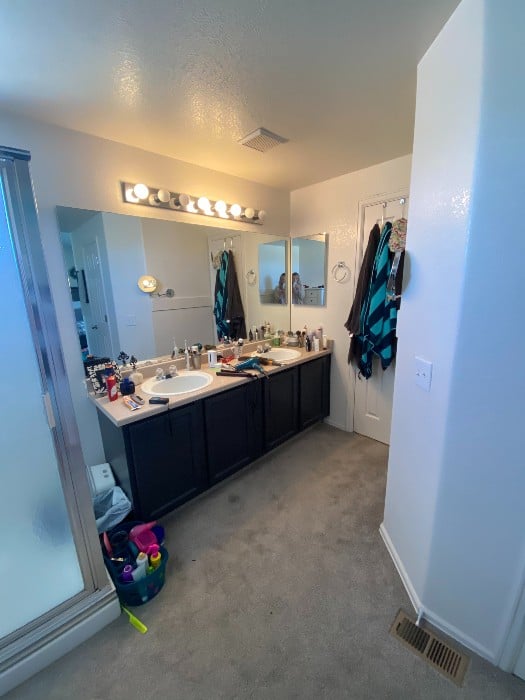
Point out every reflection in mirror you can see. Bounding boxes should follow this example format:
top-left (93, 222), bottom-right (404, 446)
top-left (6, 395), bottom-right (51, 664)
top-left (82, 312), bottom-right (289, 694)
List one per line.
top-left (57, 206), bottom-right (290, 365)
top-left (258, 239), bottom-right (288, 305)
top-left (291, 233), bottom-right (328, 306)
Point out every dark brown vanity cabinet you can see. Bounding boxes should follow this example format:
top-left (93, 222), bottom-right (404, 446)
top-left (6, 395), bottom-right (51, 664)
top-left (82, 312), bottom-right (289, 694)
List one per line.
top-left (204, 380), bottom-right (263, 485)
top-left (97, 354), bottom-right (331, 521)
top-left (263, 367), bottom-right (299, 450)
top-left (98, 402), bottom-right (207, 521)
top-left (299, 354), bottom-right (331, 429)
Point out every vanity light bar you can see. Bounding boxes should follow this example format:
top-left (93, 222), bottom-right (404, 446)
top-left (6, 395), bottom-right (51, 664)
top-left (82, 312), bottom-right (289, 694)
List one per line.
top-left (120, 182), bottom-right (266, 225)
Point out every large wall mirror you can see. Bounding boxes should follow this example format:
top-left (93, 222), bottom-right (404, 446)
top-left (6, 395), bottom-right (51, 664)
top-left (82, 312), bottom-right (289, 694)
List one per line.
top-left (291, 233), bottom-right (328, 306)
top-left (258, 239), bottom-right (288, 305)
top-left (57, 206), bottom-right (290, 364)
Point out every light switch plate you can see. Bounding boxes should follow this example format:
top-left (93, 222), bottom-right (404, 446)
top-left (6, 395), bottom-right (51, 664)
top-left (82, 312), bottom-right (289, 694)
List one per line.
top-left (415, 356), bottom-right (432, 391)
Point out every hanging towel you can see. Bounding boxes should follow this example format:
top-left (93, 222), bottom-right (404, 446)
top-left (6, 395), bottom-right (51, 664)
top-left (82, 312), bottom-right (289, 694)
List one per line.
top-left (213, 250), bottom-right (246, 341)
top-left (213, 251), bottom-right (230, 340)
top-left (345, 223), bottom-right (381, 365)
top-left (357, 222), bottom-right (398, 378)
top-left (224, 250), bottom-right (246, 340)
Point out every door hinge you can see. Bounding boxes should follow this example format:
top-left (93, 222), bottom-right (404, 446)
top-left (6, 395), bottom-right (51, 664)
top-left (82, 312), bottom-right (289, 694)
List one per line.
top-left (42, 392), bottom-right (56, 429)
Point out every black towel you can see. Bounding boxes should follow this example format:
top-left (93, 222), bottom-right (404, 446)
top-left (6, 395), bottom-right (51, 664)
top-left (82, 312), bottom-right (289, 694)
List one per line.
top-left (345, 224), bottom-right (381, 364)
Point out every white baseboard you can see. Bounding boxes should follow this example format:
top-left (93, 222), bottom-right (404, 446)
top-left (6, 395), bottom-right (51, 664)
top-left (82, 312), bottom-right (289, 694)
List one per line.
top-left (379, 522), bottom-right (496, 665)
top-left (324, 417), bottom-right (348, 432)
top-left (379, 522), bottom-right (422, 613)
top-left (0, 588), bottom-right (120, 696)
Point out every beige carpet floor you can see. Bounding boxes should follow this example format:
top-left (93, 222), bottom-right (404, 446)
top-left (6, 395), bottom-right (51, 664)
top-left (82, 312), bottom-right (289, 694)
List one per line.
top-left (5, 424), bottom-right (524, 699)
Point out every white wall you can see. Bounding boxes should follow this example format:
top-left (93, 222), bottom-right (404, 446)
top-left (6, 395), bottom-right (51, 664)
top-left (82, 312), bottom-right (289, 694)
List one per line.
top-left (293, 238), bottom-right (325, 288)
top-left (141, 218), bottom-right (215, 351)
top-left (241, 232), bottom-right (290, 333)
top-left (0, 113), bottom-right (289, 465)
top-left (291, 154), bottom-right (412, 431)
top-left (102, 213), bottom-right (156, 360)
top-left (383, 0), bottom-right (525, 665)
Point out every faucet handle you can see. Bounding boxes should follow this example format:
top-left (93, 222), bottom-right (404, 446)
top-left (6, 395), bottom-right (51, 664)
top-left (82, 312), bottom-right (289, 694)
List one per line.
top-left (155, 367), bottom-right (165, 380)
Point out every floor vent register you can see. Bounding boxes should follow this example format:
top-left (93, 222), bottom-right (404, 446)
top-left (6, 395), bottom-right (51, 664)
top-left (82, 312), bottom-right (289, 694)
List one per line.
top-left (390, 609), bottom-right (470, 687)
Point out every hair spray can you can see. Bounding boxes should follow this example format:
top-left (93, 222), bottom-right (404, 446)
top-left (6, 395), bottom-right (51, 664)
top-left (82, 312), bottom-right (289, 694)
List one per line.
top-left (106, 372), bottom-right (118, 402)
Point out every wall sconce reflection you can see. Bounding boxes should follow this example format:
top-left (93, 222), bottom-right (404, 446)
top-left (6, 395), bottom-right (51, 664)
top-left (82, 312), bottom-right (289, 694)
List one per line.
top-left (137, 275), bottom-right (174, 297)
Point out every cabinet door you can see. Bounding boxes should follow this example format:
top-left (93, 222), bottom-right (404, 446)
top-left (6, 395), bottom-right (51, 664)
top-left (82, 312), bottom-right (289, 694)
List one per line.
top-left (204, 381), bottom-right (263, 484)
top-left (264, 367), bottom-right (299, 451)
top-left (299, 355), bottom-right (331, 429)
top-left (126, 403), bottom-right (206, 520)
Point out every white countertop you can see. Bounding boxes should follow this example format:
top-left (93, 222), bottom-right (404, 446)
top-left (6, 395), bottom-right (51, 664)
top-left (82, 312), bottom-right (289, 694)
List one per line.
top-left (89, 345), bottom-right (332, 428)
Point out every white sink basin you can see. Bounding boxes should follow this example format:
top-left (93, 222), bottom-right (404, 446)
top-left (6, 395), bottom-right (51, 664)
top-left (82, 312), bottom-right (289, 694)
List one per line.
top-left (141, 371), bottom-right (213, 397)
top-left (254, 348), bottom-right (301, 363)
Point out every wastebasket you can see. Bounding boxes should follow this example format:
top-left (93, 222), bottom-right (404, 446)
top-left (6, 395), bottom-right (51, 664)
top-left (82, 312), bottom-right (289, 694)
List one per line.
top-left (93, 486), bottom-right (132, 533)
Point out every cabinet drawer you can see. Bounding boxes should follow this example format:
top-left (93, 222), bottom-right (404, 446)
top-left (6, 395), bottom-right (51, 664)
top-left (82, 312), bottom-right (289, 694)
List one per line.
top-left (303, 288), bottom-right (324, 305)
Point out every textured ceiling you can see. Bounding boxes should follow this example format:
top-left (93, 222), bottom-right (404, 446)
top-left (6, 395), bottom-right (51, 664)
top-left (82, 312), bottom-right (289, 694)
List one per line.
top-left (0, 0), bottom-right (460, 190)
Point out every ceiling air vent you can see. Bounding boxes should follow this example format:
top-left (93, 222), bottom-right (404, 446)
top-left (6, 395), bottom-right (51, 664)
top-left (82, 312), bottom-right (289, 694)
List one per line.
top-left (239, 127), bottom-right (288, 153)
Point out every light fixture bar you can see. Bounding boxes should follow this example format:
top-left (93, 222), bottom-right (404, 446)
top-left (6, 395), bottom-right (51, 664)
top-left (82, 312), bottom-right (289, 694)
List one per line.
top-left (120, 182), bottom-right (266, 225)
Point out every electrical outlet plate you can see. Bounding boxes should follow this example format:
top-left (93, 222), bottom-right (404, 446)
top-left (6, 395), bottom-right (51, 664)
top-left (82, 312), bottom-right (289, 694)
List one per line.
top-left (415, 356), bottom-right (432, 391)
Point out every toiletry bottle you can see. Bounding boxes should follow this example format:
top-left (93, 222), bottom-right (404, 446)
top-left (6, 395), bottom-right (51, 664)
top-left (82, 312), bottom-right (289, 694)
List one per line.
top-left (132, 552), bottom-right (148, 581)
top-left (120, 564), bottom-right (134, 583)
top-left (184, 340), bottom-right (192, 370)
top-left (305, 333), bottom-right (312, 352)
top-left (119, 376), bottom-right (135, 396)
top-left (130, 369), bottom-right (144, 386)
top-left (149, 550), bottom-right (162, 570)
top-left (105, 366), bottom-right (118, 402)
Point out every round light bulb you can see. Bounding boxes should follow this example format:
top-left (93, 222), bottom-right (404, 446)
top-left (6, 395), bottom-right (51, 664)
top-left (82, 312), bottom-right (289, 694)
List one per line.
top-left (178, 193), bottom-right (190, 207)
top-left (125, 187), bottom-right (139, 203)
top-left (230, 203), bottom-right (242, 217)
top-left (157, 188), bottom-right (171, 203)
top-left (133, 183), bottom-right (149, 200)
top-left (244, 207), bottom-right (255, 219)
top-left (197, 196), bottom-right (210, 211)
top-left (257, 209), bottom-right (267, 222)
top-left (148, 193), bottom-right (160, 206)
top-left (214, 200), bottom-right (227, 214)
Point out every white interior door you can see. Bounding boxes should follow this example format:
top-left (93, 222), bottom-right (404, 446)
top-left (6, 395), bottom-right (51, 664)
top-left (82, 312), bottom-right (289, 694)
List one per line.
top-left (353, 195), bottom-right (408, 444)
top-left (78, 238), bottom-right (113, 358)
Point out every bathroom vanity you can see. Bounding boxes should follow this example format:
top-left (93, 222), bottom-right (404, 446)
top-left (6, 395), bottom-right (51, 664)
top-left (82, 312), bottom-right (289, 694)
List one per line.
top-left (93, 349), bottom-right (331, 520)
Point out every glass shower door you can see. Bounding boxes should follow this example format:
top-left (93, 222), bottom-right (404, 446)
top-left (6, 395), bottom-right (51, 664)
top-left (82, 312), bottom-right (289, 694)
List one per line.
top-left (0, 149), bottom-right (110, 672)
top-left (0, 163), bottom-right (84, 637)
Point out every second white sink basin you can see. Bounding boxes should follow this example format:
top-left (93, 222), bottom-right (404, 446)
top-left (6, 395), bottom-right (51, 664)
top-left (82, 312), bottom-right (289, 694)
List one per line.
top-left (254, 348), bottom-right (301, 363)
top-left (141, 371), bottom-right (213, 397)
